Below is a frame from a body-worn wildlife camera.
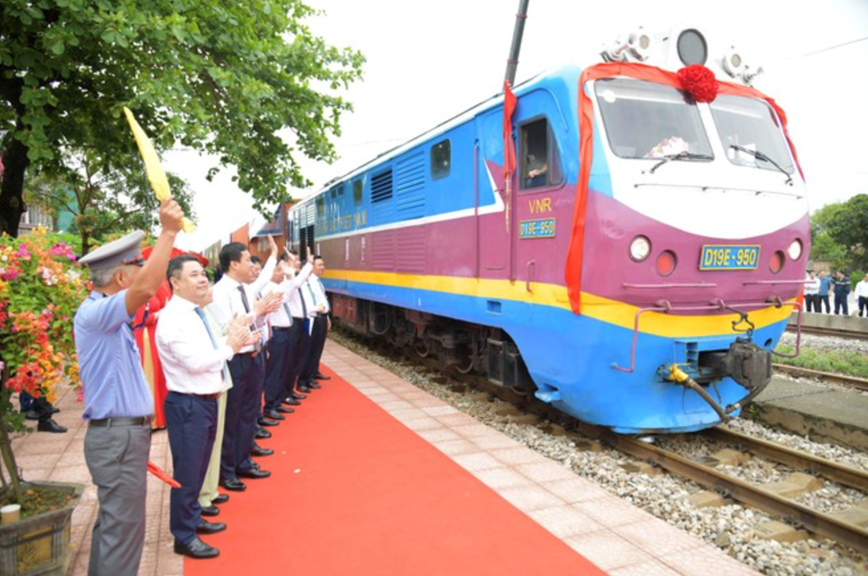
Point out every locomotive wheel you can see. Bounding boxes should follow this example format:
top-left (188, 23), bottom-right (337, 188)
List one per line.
top-left (414, 340), bottom-right (430, 358)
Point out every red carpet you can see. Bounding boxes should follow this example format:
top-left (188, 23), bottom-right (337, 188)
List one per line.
top-left (186, 366), bottom-right (605, 576)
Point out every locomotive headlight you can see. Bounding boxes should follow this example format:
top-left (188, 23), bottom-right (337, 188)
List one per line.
top-left (722, 47), bottom-right (745, 78)
top-left (630, 236), bottom-right (652, 262)
top-left (788, 239), bottom-right (803, 260)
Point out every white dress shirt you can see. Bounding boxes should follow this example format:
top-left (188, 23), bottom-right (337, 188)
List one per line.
top-left (856, 280), bottom-right (868, 298)
top-left (264, 266), bottom-right (316, 328)
top-left (302, 274), bottom-right (330, 318)
top-left (156, 295), bottom-right (234, 395)
top-left (285, 263), bottom-right (314, 319)
top-left (804, 276), bottom-right (820, 296)
top-left (208, 256), bottom-right (276, 353)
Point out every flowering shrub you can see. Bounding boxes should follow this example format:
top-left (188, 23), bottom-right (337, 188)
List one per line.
top-left (0, 227), bottom-right (90, 416)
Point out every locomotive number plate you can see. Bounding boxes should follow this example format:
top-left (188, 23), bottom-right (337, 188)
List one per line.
top-left (700, 245), bottom-right (760, 270)
top-left (520, 218), bottom-right (556, 239)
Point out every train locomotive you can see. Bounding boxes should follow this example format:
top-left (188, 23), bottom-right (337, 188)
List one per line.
top-left (287, 26), bottom-right (808, 434)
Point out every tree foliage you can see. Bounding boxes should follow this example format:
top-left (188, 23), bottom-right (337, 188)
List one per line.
top-left (810, 194), bottom-right (868, 272)
top-left (25, 150), bottom-right (194, 254)
top-left (1, 0), bottom-right (365, 236)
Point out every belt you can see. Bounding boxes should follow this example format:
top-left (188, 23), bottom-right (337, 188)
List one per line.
top-left (168, 390), bottom-right (221, 401)
top-left (272, 326), bottom-right (292, 332)
top-left (89, 416), bottom-right (152, 428)
top-left (292, 317), bottom-right (304, 321)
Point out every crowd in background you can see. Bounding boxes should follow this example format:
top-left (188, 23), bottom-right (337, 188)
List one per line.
top-left (804, 270), bottom-right (868, 317)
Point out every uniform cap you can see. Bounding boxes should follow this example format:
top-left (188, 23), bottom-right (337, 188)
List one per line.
top-left (78, 231), bottom-right (146, 271)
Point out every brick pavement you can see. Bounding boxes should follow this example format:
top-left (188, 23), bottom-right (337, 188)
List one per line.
top-left (9, 386), bottom-right (181, 576)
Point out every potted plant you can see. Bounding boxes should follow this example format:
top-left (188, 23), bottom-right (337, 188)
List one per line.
top-left (0, 226), bottom-right (90, 575)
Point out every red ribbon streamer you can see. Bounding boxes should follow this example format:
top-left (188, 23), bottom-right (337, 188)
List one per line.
top-left (148, 460), bottom-right (181, 488)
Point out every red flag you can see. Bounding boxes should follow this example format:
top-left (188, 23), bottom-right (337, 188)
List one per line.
top-left (503, 80), bottom-right (517, 232)
top-left (148, 460), bottom-right (181, 488)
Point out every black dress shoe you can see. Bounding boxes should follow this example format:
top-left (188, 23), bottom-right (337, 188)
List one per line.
top-left (292, 391), bottom-right (307, 400)
top-left (314, 372), bottom-right (331, 380)
top-left (23, 410), bottom-right (39, 421)
top-left (297, 385), bottom-right (311, 393)
top-left (281, 397), bottom-right (300, 407)
top-left (307, 381), bottom-right (321, 390)
top-left (37, 419), bottom-right (67, 433)
top-left (255, 428), bottom-right (272, 439)
top-left (238, 468), bottom-right (271, 479)
top-left (251, 445), bottom-right (273, 457)
top-left (212, 493), bottom-right (229, 505)
top-left (275, 405), bottom-right (295, 414)
top-left (200, 505), bottom-right (220, 517)
top-left (197, 519), bottom-right (227, 534)
top-left (174, 537), bottom-right (219, 559)
top-left (218, 477), bottom-right (247, 492)
top-left (264, 409), bottom-right (286, 421)
top-left (48, 406), bottom-right (60, 414)
top-left (257, 417), bottom-right (279, 427)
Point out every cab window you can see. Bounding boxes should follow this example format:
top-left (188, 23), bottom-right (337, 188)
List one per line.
top-left (519, 117), bottom-right (561, 190)
top-left (595, 78), bottom-right (712, 161)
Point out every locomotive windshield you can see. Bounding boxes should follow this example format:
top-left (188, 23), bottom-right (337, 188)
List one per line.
top-left (709, 95), bottom-right (795, 174)
top-left (594, 78), bottom-right (713, 161)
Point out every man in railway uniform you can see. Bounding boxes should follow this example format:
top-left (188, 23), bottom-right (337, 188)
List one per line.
top-left (75, 198), bottom-right (183, 576)
top-left (157, 255), bottom-right (254, 559)
top-left (856, 273), bottom-right (868, 318)
top-left (833, 270), bottom-right (851, 316)
top-left (208, 238), bottom-right (282, 491)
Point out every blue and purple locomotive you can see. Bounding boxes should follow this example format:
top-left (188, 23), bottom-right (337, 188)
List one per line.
top-left (288, 26), bottom-right (808, 434)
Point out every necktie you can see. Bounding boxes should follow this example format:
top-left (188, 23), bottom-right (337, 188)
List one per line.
top-left (237, 285), bottom-right (262, 352)
top-left (307, 282), bottom-right (319, 309)
top-left (283, 302), bottom-right (293, 327)
top-left (194, 307), bottom-right (229, 381)
top-left (317, 278), bottom-right (329, 313)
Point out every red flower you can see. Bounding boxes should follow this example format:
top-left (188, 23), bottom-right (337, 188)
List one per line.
top-left (677, 65), bottom-right (719, 103)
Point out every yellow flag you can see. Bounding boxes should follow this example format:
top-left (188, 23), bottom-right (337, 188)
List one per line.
top-left (123, 107), bottom-right (195, 233)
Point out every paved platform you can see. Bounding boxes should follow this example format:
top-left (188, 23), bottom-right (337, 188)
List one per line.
top-left (753, 377), bottom-right (868, 451)
top-left (11, 340), bottom-right (759, 575)
top-left (789, 310), bottom-right (868, 332)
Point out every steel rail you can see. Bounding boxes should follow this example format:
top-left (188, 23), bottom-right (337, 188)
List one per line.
top-left (702, 426), bottom-right (868, 491)
top-left (597, 429), bottom-right (868, 553)
top-left (773, 363), bottom-right (868, 392)
top-left (786, 324), bottom-right (868, 341)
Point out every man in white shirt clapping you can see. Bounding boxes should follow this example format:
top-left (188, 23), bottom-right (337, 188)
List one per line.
top-left (156, 255), bottom-right (256, 560)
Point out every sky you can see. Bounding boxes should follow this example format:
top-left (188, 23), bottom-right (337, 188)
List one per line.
top-left (166, 0), bottom-right (868, 251)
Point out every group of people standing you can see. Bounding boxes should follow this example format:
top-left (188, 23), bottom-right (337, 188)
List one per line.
top-left (804, 270), bottom-right (868, 317)
top-left (73, 198), bottom-right (333, 575)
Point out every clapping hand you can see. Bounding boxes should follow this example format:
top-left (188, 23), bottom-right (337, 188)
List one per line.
top-left (227, 315), bottom-right (256, 352)
top-left (253, 292), bottom-right (283, 316)
top-left (306, 245), bottom-right (314, 266)
top-left (267, 234), bottom-right (278, 255)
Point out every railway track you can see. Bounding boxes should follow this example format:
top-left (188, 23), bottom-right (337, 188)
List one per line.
top-left (787, 324), bottom-right (868, 341)
top-left (773, 363), bottom-right (868, 392)
top-left (399, 347), bottom-right (868, 554)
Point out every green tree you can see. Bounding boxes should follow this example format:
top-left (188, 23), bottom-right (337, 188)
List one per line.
top-left (0, 0), bottom-right (364, 237)
top-left (811, 195), bottom-right (868, 272)
top-left (24, 150), bottom-right (194, 254)
top-left (810, 202), bottom-right (847, 267)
